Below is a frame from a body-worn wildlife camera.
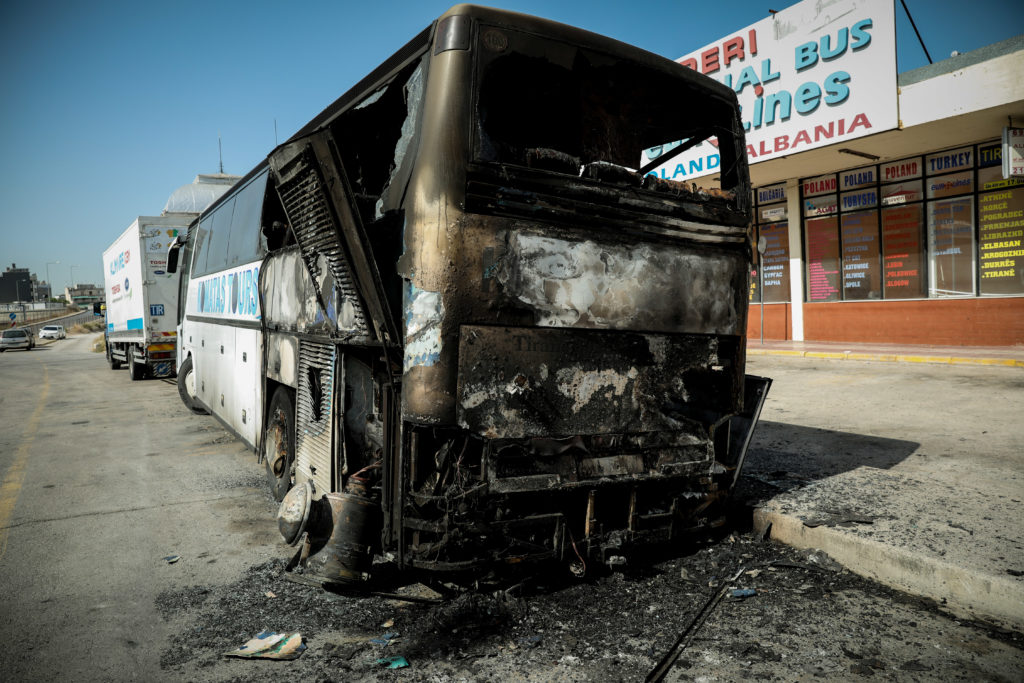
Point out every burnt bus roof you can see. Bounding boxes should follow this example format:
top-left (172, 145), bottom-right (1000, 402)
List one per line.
top-left (199, 4), bottom-right (738, 219)
top-left (439, 4), bottom-right (737, 101)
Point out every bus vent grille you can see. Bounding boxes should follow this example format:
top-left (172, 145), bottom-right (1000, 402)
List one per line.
top-left (296, 340), bottom-right (336, 495)
top-left (278, 161), bottom-right (369, 337)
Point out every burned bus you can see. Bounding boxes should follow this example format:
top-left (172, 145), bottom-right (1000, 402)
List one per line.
top-left (168, 4), bottom-right (769, 583)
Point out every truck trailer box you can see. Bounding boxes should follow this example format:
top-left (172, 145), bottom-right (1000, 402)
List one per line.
top-left (102, 216), bottom-right (189, 379)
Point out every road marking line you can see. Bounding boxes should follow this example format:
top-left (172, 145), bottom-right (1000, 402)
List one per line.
top-left (0, 364), bottom-right (49, 562)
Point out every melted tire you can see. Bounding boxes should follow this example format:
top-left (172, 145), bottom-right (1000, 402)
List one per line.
top-left (264, 387), bottom-right (296, 502)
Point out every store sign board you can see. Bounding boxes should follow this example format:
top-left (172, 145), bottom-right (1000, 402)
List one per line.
top-left (881, 157), bottom-right (922, 182)
top-left (1004, 128), bottom-right (1024, 178)
top-left (926, 146), bottom-right (973, 175)
top-left (757, 183), bottom-right (787, 203)
top-left (840, 165), bottom-right (877, 190)
top-left (644, 0), bottom-right (897, 179)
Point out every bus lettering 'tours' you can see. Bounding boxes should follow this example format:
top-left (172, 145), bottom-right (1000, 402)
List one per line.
top-left (197, 267), bottom-right (259, 317)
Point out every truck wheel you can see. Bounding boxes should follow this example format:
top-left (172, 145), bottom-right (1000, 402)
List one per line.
top-left (107, 341), bottom-right (121, 369)
top-left (264, 387), bottom-right (296, 502)
top-left (176, 356), bottom-right (208, 415)
top-left (128, 350), bottom-right (146, 380)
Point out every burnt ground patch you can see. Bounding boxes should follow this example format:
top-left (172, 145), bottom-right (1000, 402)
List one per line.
top-left (156, 522), bottom-right (1023, 682)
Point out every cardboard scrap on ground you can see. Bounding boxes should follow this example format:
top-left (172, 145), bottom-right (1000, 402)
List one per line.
top-left (224, 631), bottom-right (306, 660)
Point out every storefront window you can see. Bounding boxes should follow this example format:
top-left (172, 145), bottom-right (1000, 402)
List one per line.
top-left (841, 211), bottom-right (881, 300)
top-left (753, 183), bottom-right (790, 303)
top-left (926, 170), bottom-right (974, 200)
top-left (805, 216), bottom-right (841, 302)
top-left (790, 142), bottom-right (1023, 304)
top-left (927, 197), bottom-right (975, 297)
top-left (760, 222), bottom-right (791, 302)
top-left (881, 202), bottom-right (926, 299)
top-left (979, 185), bottom-right (1024, 295)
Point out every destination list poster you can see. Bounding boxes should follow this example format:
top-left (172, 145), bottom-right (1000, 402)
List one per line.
top-left (841, 211), bottom-right (880, 299)
top-left (927, 197), bottom-right (974, 297)
top-left (881, 204), bottom-right (925, 298)
top-left (806, 217), bottom-right (840, 301)
top-left (760, 222), bottom-right (790, 302)
top-left (979, 186), bottom-right (1024, 295)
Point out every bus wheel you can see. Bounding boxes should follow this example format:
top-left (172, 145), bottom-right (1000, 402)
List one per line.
top-left (128, 350), bottom-right (146, 380)
top-left (264, 387), bottom-right (296, 502)
top-left (176, 356), bottom-right (208, 415)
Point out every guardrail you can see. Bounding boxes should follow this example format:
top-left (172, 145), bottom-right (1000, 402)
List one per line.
top-left (12, 310), bottom-right (99, 338)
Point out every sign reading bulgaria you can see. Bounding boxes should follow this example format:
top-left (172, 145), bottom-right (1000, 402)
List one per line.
top-left (646, 0), bottom-right (897, 180)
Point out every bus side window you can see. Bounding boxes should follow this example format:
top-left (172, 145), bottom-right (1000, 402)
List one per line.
top-left (226, 169), bottom-right (270, 268)
top-left (330, 58), bottom-right (426, 226)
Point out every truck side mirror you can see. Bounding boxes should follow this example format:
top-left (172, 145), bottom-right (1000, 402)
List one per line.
top-left (166, 235), bottom-right (184, 273)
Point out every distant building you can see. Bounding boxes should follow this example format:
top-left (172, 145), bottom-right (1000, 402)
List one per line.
top-left (163, 173), bottom-right (239, 215)
top-left (35, 279), bottom-right (53, 301)
top-left (65, 284), bottom-right (103, 307)
top-left (0, 264), bottom-right (34, 303)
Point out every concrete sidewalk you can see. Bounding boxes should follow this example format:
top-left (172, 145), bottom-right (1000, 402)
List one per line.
top-left (747, 339), bottom-right (1024, 367)
top-left (744, 353), bottom-right (1024, 632)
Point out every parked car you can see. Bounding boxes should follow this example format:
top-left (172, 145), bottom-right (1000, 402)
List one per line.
top-left (0, 328), bottom-right (35, 351)
top-left (39, 324), bottom-right (66, 340)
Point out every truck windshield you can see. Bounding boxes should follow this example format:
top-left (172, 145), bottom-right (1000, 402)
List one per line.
top-left (473, 25), bottom-right (742, 194)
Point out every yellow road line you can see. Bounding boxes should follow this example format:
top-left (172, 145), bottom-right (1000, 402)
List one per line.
top-left (0, 364), bottom-right (49, 561)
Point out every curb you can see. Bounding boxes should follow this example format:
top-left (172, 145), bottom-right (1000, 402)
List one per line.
top-left (753, 507), bottom-right (1024, 631)
top-left (747, 347), bottom-right (1024, 368)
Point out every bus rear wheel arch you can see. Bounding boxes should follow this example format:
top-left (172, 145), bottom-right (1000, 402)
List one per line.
top-left (264, 386), bottom-right (296, 502)
top-left (176, 356), bottom-right (208, 415)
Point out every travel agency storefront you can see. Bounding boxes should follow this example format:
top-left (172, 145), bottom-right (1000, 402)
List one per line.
top-left (653, 0), bottom-right (1024, 346)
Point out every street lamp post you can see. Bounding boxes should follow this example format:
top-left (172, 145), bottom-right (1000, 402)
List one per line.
top-left (69, 265), bottom-right (80, 306)
top-left (46, 260), bottom-right (59, 303)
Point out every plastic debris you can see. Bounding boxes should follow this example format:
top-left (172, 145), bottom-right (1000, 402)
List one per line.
top-left (381, 618), bottom-right (395, 628)
top-left (368, 631), bottom-right (400, 646)
top-left (224, 631), bottom-right (306, 660)
top-left (265, 591), bottom-right (277, 598)
top-left (730, 588), bottom-right (757, 599)
top-left (162, 555), bottom-right (180, 564)
top-left (375, 655), bottom-right (409, 669)
top-left (517, 634), bottom-right (543, 649)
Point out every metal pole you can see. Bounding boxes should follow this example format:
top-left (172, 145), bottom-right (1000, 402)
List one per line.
top-left (899, 0), bottom-right (933, 65)
top-left (760, 251), bottom-right (765, 346)
top-left (46, 260), bottom-right (59, 302)
top-left (756, 235), bottom-right (767, 346)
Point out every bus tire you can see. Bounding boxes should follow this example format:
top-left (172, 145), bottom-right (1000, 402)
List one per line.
top-left (176, 356), bottom-right (208, 415)
top-left (264, 387), bottom-right (296, 502)
top-left (128, 350), bottom-right (146, 380)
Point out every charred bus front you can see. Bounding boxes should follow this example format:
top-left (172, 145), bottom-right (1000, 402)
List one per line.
top-left (172, 5), bottom-right (769, 584)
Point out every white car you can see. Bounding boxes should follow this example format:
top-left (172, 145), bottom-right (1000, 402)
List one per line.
top-left (39, 325), bottom-right (66, 340)
top-left (0, 328), bottom-right (35, 351)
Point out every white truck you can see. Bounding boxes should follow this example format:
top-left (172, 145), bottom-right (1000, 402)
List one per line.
top-left (102, 216), bottom-right (189, 379)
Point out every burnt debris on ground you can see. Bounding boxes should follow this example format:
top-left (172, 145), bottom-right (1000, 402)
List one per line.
top-left (155, 517), bottom-right (1024, 682)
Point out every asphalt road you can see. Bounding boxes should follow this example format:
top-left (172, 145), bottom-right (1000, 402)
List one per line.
top-left (1, 337), bottom-right (1021, 681)
top-left (0, 333), bottom-right (283, 680)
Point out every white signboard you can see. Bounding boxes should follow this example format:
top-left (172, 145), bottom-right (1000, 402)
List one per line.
top-left (646, 0), bottom-right (898, 180)
top-left (1004, 127), bottom-right (1024, 178)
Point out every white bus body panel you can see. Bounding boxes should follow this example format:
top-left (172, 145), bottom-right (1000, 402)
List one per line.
top-left (185, 261), bottom-right (264, 449)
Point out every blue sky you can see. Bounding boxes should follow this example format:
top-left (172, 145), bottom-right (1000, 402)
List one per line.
top-left (1, 0), bottom-right (1021, 294)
